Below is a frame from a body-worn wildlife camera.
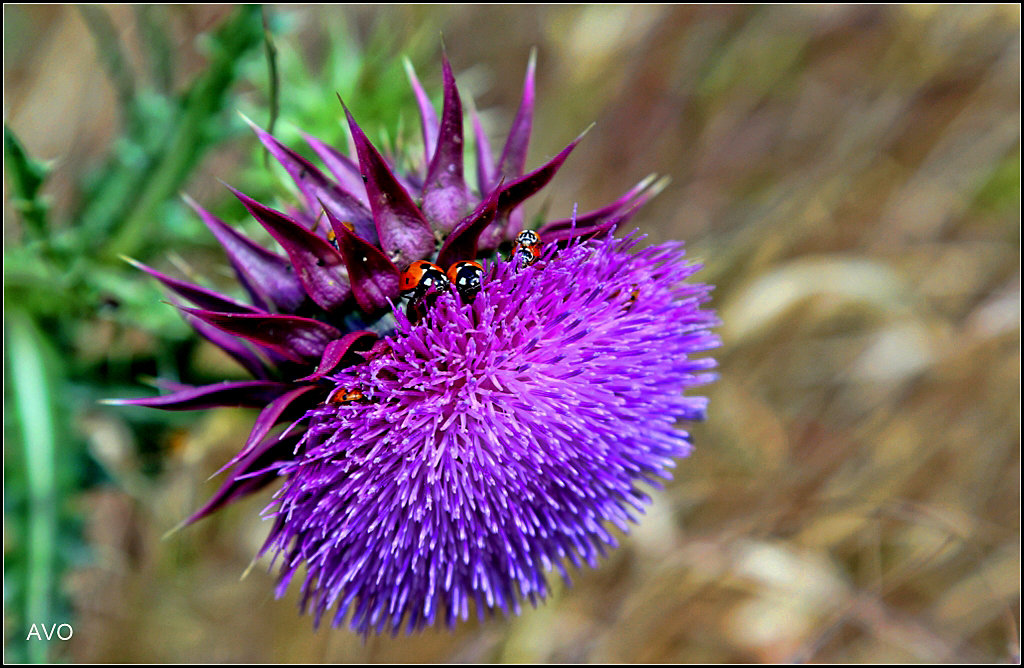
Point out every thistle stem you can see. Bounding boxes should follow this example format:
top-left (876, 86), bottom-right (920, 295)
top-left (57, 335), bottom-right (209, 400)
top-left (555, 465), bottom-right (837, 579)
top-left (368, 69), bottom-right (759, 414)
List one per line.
top-left (103, 5), bottom-right (264, 260)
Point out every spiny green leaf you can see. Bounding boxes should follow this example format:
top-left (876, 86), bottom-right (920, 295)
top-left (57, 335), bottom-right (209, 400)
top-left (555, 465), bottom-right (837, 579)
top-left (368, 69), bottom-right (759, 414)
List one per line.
top-left (3, 125), bottom-right (51, 237)
top-left (101, 5), bottom-right (266, 260)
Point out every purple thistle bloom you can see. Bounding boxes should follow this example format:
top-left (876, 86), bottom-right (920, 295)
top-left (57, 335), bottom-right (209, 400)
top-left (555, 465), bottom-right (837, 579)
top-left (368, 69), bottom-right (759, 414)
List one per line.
top-left (269, 234), bottom-right (718, 633)
top-left (110, 53), bottom-right (719, 633)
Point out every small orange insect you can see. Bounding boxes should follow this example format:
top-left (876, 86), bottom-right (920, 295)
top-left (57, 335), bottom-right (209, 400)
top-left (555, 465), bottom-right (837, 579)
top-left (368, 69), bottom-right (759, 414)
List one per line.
top-left (327, 387), bottom-right (365, 404)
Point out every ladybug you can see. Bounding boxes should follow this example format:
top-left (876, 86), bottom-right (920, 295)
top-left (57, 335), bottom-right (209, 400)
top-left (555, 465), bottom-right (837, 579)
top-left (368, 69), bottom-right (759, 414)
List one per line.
top-left (400, 260), bottom-right (449, 301)
top-left (447, 260), bottom-right (484, 301)
top-left (516, 230), bottom-right (541, 247)
top-left (513, 229), bottom-right (543, 266)
top-left (327, 387), bottom-right (365, 404)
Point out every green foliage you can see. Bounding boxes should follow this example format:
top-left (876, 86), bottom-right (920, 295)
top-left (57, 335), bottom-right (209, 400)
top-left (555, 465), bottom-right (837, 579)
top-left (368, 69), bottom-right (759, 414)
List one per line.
top-left (4, 312), bottom-right (64, 663)
top-left (234, 10), bottom-right (440, 204)
top-left (3, 6), bottom-right (269, 662)
top-left (3, 126), bottom-right (51, 239)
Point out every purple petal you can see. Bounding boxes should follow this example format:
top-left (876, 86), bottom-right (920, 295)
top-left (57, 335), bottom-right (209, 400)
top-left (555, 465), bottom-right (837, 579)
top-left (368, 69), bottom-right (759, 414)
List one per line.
top-left (478, 129), bottom-right (588, 250)
top-left (303, 133), bottom-right (370, 208)
top-left (404, 57), bottom-right (439, 169)
top-left (544, 178), bottom-right (667, 244)
top-left (359, 338), bottom-right (393, 363)
top-left (186, 318), bottom-right (271, 379)
top-left (180, 307), bottom-right (342, 364)
top-left (470, 101), bottom-right (496, 195)
top-left (105, 380), bottom-right (291, 410)
top-left (297, 331), bottom-right (379, 381)
top-left (125, 257), bottom-right (260, 314)
top-left (497, 49), bottom-right (536, 181)
top-left (185, 195), bottom-right (307, 313)
top-left (167, 297), bottom-right (272, 379)
top-left (244, 118), bottom-right (378, 245)
top-left (184, 431), bottom-right (302, 526)
top-left (149, 378), bottom-right (194, 392)
top-left (421, 56), bottom-right (471, 233)
top-left (221, 384), bottom-right (322, 473)
top-left (497, 130), bottom-right (587, 215)
top-left (324, 208), bottom-right (401, 314)
top-left (503, 206), bottom-right (527, 244)
top-left (230, 188), bottom-right (353, 312)
top-left (343, 101), bottom-right (436, 268)
top-left (539, 175), bottom-right (665, 239)
top-left (435, 182), bottom-right (502, 269)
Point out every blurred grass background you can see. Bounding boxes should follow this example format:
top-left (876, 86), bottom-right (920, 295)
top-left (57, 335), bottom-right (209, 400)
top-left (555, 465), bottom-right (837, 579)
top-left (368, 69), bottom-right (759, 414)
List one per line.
top-left (3, 5), bottom-right (1019, 663)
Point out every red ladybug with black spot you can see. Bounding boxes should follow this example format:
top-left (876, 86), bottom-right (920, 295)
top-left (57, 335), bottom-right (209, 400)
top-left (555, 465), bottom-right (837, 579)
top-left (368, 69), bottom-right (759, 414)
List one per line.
top-left (400, 260), bottom-right (449, 301)
top-left (326, 387), bottom-right (366, 404)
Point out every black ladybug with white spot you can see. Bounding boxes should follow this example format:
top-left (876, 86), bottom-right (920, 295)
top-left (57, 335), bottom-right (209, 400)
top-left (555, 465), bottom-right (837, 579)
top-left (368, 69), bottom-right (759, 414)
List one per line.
top-left (447, 260), bottom-right (484, 301)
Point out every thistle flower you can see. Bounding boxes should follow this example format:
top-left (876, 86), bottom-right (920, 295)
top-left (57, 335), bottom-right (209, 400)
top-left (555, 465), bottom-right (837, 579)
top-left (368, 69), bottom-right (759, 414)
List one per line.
top-left (112, 53), bottom-right (719, 633)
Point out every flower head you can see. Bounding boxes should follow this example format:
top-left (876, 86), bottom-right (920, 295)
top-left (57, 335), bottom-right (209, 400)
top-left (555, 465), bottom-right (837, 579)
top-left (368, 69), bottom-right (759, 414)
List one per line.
top-left (112, 53), bottom-right (719, 633)
top-left (269, 234), bottom-right (717, 632)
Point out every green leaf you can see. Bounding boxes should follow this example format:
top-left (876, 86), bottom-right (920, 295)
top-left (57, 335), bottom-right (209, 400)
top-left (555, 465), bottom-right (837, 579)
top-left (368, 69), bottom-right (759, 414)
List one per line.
top-left (3, 125), bottom-right (51, 238)
top-left (5, 311), bottom-right (59, 663)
